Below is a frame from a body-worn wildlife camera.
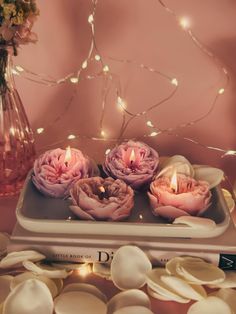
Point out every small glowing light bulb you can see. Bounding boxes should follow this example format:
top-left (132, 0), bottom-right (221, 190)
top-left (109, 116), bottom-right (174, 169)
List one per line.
top-left (117, 97), bottom-right (126, 110)
top-left (95, 54), bottom-right (101, 61)
top-left (179, 17), bottom-right (190, 29)
top-left (150, 131), bottom-right (159, 137)
top-left (82, 60), bottom-right (88, 69)
top-left (105, 148), bottom-right (111, 155)
top-left (37, 127), bottom-right (44, 134)
top-left (103, 65), bottom-right (110, 73)
top-left (15, 65), bottom-right (24, 72)
top-left (88, 14), bottom-right (94, 24)
top-left (224, 150), bottom-right (236, 156)
top-left (218, 88), bottom-right (225, 95)
top-left (146, 121), bottom-right (154, 127)
top-left (171, 78), bottom-right (178, 86)
top-left (101, 130), bottom-right (106, 137)
top-left (12, 69), bottom-right (19, 75)
top-left (70, 77), bottom-right (79, 84)
top-left (10, 127), bottom-right (15, 136)
top-left (67, 134), bottom-right (76, 140)
top-left (139, 214), bottom-right (143, 220)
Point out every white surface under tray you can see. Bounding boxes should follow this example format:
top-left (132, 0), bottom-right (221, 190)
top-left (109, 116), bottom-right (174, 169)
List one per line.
top-left (16, 172), bottom-right (231, 238)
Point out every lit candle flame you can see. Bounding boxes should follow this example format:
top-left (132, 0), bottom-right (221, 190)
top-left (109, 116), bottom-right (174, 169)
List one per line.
top-left (129, 149), bottom-right (136, 165)
top-left (64, 146), bottom-right (72, 165)
top-left (170, 171), bottom-right (178, 193)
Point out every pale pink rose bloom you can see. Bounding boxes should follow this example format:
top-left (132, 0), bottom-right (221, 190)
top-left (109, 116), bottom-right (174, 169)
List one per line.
top-left (70, 177), bottom-right (134, 221)
top-left (148, 174), bottom-right (212, 221)
top-left (103, 140), bottom-right (159, 190)
top-left (32, 148), bottom-right (99, 198)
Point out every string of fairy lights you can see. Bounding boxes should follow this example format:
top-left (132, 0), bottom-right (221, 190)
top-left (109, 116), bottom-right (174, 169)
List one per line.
top-left (12, 0), bottom-right (236, 158)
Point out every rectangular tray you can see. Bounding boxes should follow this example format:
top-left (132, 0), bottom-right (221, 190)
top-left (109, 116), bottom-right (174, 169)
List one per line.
top-left (16, 172), bottom-right (231, 238)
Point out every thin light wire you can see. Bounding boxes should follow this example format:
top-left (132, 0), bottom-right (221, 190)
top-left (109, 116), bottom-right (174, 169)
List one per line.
top-left (13, 0), bottom-right (236, 158)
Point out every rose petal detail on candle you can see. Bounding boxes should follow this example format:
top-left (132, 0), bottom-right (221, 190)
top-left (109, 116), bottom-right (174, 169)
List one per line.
top-left (148, 175), bottom-right (212, 221)
top-left (69, 177), bottom-right (134, 221)
top-left (103, 141), bottom-right (159, 190)
top-left (32, 148), bottom-right (99, 198)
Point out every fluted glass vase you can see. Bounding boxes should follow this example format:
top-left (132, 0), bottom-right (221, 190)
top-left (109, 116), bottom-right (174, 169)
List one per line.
top-left (0, 46), bottom-right (35, 197)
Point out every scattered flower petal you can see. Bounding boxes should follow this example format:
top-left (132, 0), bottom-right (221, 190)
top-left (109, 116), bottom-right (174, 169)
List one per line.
top-left (173, 216), bottom-right (216, 229)
top-left (54, 291), bottom-right (107, 314)
top-left (160, 275), bottom-right (207, 300)
top-left (10, 272), bottom-right (58, 298)
top-left (22, 261), bottom-right (70, 279)
top-left (111, 246), bottom-right (152, 290)
top-left (3, 279), bottom-right (54, 314)
top-left (146, 268), bottom-right (190, 303)
top-left (107, 289), bottom-right (150, 314)
top-left (176, 258), bottom-right (225, 285)
top-left (113, 306), bottom-right (154, 314)
top-left (187, 296), bottom-right (232, 314)
top-left (0, 251), bottom-right (45, 269)
top-left (62, 283), bottom-right (107, 303)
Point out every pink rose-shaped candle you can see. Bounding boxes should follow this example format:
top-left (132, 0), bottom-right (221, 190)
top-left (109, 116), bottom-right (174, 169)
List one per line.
top-left (148, 173), bottom-right (212, 221)
top-left (103, 140), bottom-right (159, 190)
top-left (69, 177), bottom-right (134, 221)
top-left (32, 147), bottom-right (99, 198)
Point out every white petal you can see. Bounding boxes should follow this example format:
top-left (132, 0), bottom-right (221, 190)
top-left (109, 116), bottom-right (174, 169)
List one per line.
top-left (173, 216), bottom-right (216, 229)
top-left (22, 261), bottom-right (70, 279)
top-left (3, 279), bottom-right (54, 314)
top-left (146, 268), bottom-right (190, 303)
top-left (62, 283), bottom-right (107, 303)
top-left (0, 276), bottom-right (13, 304)
top-left (193, 165), bottom-right (224, 189)
top-left (10, 272), bottom-right (58, 298)
top-left (146, 286), bottom-right (174, 301)
top-left (0, 251), bottom-right (45, 269)
top-left (54, 291), bottom-right (107, 314)
top-left (93, 263), bottom-right (111, 280)
top-left (107, 289), bottom-right (150, 314)
top-left (0, 233), bottom-right (9, 258)
top-left (160, 275), bottom-right (207, 300)
top-left (177, 259), bottom-right (225, 284)
top-left (166, 256), bottom-right (204, 277)
top-left (222, 189), bottom-right (235, 213)
top-left (187, 296), bottom-right (233, 314)
top-left (111, 246), bottom-right (152, 290)
top-left (113, 306), bottom-right (154, 314)
top-left (158, 155), bottom-right (194, 178)
top-left (211, 288), bottom-right (236, 312)
top-left (208, 271), bottom-right (236, 289)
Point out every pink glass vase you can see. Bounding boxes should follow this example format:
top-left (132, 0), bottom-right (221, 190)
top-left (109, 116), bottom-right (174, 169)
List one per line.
top-left (0, 46), bottom-right (35, 197)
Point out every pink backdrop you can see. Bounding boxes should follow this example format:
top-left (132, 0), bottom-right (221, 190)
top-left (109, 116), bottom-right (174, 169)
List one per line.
top-left (14, 0), bottom-right (236, 185)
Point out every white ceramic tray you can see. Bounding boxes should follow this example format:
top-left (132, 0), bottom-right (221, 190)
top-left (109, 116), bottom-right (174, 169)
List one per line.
top-left (16, 172), bottom-right (231, 238)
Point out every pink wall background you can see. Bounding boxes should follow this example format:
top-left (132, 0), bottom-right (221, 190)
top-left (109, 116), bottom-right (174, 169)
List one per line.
top-left (14, 0), bottom-right (236, 184)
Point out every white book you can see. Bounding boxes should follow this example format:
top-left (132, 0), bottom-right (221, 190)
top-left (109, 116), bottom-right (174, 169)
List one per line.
top-left (8, 222), bottom-right (236, 270)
